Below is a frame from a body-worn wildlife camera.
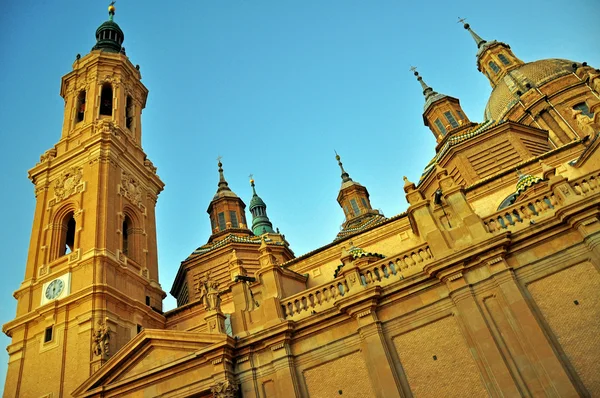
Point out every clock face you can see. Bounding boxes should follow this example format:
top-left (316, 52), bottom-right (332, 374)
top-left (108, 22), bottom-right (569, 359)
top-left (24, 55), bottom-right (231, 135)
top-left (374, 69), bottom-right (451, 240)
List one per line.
top-left (45, 279), bottom-right (65, 300)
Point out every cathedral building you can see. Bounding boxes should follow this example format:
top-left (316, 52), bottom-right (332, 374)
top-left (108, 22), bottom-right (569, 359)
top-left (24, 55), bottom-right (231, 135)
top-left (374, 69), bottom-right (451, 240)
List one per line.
top-left (3, 5), bottom-right (600, 398)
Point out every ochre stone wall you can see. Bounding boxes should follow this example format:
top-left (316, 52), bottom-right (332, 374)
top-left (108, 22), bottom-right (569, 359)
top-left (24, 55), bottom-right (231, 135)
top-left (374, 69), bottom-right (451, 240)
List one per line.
top-left (528, 261), bottom-right (600, 395)
top-left (303, 351), bottom-right (375, 398)
top-left (392, 315), bottom-right (488, 397)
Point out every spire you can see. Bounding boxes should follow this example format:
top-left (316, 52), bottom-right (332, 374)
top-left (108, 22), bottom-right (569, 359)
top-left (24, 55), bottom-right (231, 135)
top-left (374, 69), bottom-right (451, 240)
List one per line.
top-left (459, 18), bottom-right (487, 48)
top-left (335, 151), bottom-right (352, 183)
top-left (217, 157), bottom-right (230, 191)
top-left (248, 176), bottom-right (275, 236)
top-left (411, 67), bottom-right (439, 103)
top-left (92, 2), bottom-right (125, 54)
top-left (212, 157), bottom-right (238, 200)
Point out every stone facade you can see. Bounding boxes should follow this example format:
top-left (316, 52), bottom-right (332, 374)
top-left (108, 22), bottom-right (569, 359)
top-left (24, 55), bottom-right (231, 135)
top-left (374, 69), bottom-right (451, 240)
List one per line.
top-left (3, 8), bottom-right (600, 398)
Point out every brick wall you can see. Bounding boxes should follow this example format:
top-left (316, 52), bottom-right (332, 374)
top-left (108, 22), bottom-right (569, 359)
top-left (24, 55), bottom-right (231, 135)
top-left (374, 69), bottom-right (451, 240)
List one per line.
top-left (528, 261), bottom-right (600, 395)
top-left (303, 351), bottom-right (375, 398)
top-left (393, 315), bottom-right (488, 397)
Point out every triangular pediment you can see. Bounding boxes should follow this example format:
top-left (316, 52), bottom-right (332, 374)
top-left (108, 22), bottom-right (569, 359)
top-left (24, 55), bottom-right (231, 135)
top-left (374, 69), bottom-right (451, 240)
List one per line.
top-left (72, 329), bottom-right (234, 397)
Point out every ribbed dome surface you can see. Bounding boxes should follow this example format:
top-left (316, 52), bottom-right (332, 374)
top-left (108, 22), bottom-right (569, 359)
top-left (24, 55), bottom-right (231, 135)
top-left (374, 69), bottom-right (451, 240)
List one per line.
top-left (484, 59), bottom-right (577, 121)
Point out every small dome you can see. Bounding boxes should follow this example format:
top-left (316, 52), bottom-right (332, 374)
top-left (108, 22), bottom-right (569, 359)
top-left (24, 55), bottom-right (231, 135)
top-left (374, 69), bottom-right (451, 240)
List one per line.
top-left (249, 194), bottom-right (266, 210)
top-left (515, 173), bottom-right (543, 195)
top-left (484, 59), bottom-right (578, 121)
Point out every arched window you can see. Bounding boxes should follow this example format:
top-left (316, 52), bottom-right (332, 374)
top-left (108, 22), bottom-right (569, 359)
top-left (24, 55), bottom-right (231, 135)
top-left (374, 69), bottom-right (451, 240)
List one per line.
top-left (498, 54), bottom-right (511, 66)
top-left (123, 215), bottom-right (132, 256)
top-left (444, 111), bottom-right (459, 129)
top-left (76, 90), bottom-right (86, 123)
top-left (100, 84), bottom-right (113, 116)
top-left (573, 102), bottom-right (594, 118)
top-left (57, 211), bottom-right (76, 257)
top-left (126, 96), bottom-right (133, 129)
top-left (489, 61), bottom-right (500, 74)
top-left (434, 119), bottom-right (447, 136)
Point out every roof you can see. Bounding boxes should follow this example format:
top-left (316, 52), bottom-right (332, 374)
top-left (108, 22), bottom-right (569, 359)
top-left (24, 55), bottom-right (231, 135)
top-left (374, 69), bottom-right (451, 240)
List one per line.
top-left (335, 213), bottom-right (387, 240)
top-left (185, 233), bottom-right (285, 260)
top-left (484, 58), bottom-right (578, 121)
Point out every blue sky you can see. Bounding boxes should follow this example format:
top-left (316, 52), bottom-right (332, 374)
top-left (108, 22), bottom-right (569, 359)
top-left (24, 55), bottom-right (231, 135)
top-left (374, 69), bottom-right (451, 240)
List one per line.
top-left (1, 0), bottom-right (599, 391)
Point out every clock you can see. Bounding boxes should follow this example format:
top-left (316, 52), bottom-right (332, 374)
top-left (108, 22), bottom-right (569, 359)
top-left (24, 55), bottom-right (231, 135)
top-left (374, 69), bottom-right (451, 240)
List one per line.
top-left (40, 273), bottom-right (71, 305)
top-left (45, 279), bottom-right (65, 300)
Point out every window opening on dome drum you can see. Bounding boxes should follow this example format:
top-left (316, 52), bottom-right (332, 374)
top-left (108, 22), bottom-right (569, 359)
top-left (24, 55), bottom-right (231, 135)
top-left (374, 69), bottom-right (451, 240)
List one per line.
top-left (573, 102), bottom-right (594, 118)
top-left (456, 109), bottom-right (465, 122)
top-left (100, 84), bottom-right (113, 116)
top-left (444, 111), bottom-right (459, 129)
top-left (489, 61), bottom-right (500, 74)
top-left (229, 211), bottom-right (239, 228)
top-left (498, 54), bottom-right (511, 66)
top-left (350, 199), bottom-right (361, 216)
top-left (434, 119), bottom-right (447, 136)
top-left (126, 96), bottom-right (133, 129)
top-left (217, 212), bottom-right (226, 231)
top-left (361, 197), bottom-right (368, 209)
top-left (76, 90), bottom-right (86, 123)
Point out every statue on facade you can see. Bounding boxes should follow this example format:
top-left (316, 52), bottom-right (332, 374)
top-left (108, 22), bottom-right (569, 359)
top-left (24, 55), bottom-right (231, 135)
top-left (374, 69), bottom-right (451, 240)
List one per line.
top-left (92, 321), bottom-right (111, 358)
top-left (194, 272), bottom-right (221, 311)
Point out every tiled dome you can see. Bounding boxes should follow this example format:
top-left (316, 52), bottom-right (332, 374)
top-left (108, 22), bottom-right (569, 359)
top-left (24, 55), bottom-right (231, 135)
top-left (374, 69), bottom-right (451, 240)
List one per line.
top-left (484, 59), bottom-right (578, 121)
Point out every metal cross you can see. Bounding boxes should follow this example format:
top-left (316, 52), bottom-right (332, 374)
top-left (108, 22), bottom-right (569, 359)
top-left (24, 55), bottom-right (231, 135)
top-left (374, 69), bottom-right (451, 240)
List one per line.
top-left (457, 17), bottom-right (467, 24)
top-left (249, 173), bottom-right (253, 180)
top-left (216, 155), bottom-right (222, 163)
top-left (110, 1), bottom-right (116, 6)
top-left (409, 66), bottom-right (418, 73)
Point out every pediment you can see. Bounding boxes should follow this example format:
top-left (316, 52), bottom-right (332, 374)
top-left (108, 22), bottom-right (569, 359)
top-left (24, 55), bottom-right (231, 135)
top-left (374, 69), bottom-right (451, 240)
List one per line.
top-left (72, 329), bottom-right (234, 397)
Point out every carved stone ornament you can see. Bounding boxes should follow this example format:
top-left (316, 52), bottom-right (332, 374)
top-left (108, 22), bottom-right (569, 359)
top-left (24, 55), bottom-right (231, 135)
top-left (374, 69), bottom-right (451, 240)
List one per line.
top-left (120, 170), bottom-right (143, 206)
top-left (53, 166), bottom-right (83, 202)
top-left (210, 380), bottom-right (238, 398)
top-left (194, 272), bottom-right (221, 312)
top-left (39, 148), bottom-right (57, 163)
top-left (92, 321), bottom-right (111, 359)
top-left (95, 119), bottom-right (117, 136)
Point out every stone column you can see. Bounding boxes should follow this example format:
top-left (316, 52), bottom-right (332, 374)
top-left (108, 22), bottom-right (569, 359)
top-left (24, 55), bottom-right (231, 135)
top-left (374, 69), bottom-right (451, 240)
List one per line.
top-left (487, 258), bottom-right (581, 396)
top-left (339, 287), bottom-right (403, 398)
top-left (446, 274), bottom-right (522, 397)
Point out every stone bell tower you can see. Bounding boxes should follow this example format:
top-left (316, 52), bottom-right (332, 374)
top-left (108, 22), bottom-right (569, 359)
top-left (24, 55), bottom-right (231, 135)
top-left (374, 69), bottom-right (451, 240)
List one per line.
top-left (2, 4), bottom-right (165, 397)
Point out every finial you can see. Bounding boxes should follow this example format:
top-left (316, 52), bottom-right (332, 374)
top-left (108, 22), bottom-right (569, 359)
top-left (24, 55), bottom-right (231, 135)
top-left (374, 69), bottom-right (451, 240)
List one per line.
top-left (411, 67), bottom-right (438, 101)
top-left (458, 17), bottom-right (487, 48)
top-left (249, 173), bottom-right (257, 194)
top-left (216, 156), bottom-right (230, 191)
top-left (334, 150), bottom-right (352, 183)
top-left (108, 1), bottom-right (116, 20)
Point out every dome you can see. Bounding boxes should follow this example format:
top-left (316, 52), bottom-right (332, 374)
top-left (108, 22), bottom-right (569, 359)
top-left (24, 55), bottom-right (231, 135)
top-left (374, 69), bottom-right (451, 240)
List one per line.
top-left (92, 17), bottom-right (124, 53)
top-left (484, 59), bottom-right (578, 121)
top-left (515, 173), bottom-right (543, 195)
top-left (249, 194), bottom-right (266, 210)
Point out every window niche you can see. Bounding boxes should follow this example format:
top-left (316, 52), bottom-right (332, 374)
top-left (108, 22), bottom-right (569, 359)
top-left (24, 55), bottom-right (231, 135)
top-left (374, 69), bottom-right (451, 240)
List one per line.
top-left (573, 102), bottom-right (594, 118)
top-left (126, 95), bottom-right (134, 129)
top-left (100, 84), bottom-right (113, 116)
top-left (489, 61), bottom-right (500, 74)
top-left (54, 211), bottom-right (76, 259)
top-left (76, 90), bottom-right (86, 123)
top-left (498, 54), bottom-right (511, 66)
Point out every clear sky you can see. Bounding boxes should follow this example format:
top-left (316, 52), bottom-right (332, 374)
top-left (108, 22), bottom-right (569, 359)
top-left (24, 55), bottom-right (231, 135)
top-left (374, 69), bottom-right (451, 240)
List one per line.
top-left (1, 0), bottom-right (599, 391)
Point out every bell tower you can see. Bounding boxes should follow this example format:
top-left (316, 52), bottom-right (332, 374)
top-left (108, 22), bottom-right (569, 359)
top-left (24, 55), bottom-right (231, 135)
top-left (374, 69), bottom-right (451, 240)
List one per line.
top-left (3, 4), bottom-right (165, 397)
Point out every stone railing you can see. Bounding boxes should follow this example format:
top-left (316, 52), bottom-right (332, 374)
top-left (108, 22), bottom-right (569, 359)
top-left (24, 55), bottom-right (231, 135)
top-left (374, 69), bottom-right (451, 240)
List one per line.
top-left (281, 277), bottom-right (350, 319)
top-left (571, 171), bottom-right (600, 196)
top-left (484, 192), bottom-right (558, 233)
top-left (359, 244), bottom-right (433, 285)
